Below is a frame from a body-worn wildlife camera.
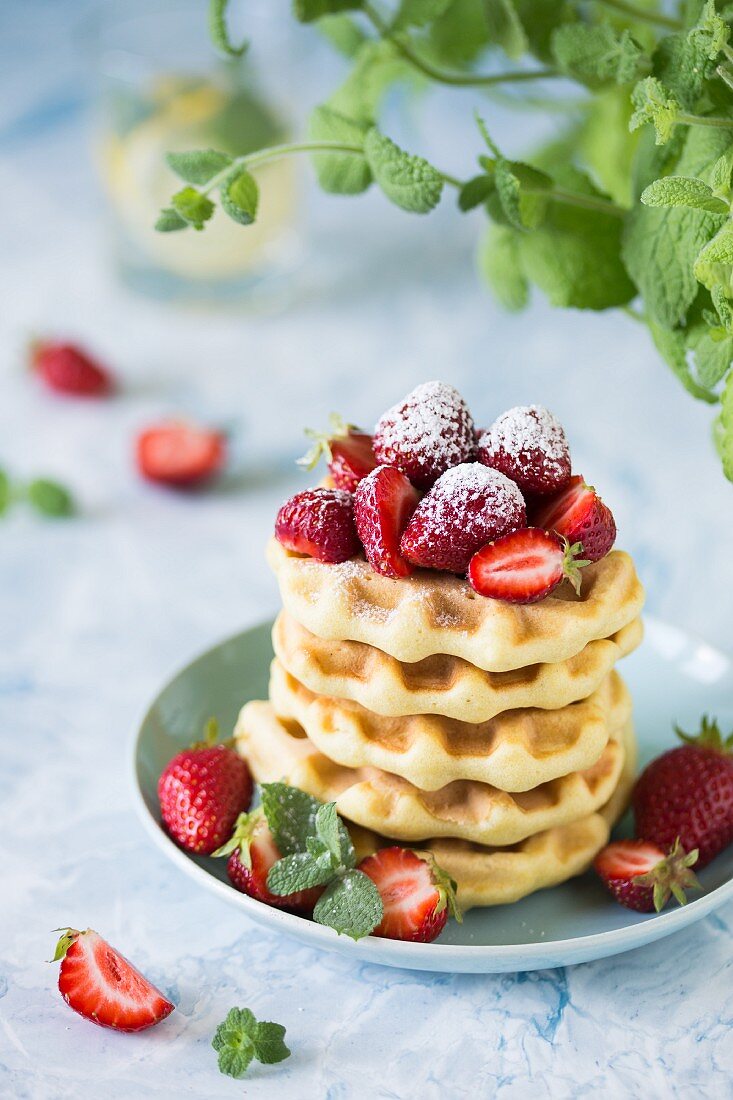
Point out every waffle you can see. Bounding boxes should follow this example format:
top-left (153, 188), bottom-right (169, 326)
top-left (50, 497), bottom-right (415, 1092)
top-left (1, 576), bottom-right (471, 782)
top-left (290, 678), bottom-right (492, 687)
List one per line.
top-left (234, 700), bottom-right (632, 847)
top-left (348, 732), bottom-right (637, 909)
top-left (267, 539), bottom-right (645, 671)
top-left (268, 659), bottom-right (632, 792)
top-left (272, 611), bottom-right (642, 724)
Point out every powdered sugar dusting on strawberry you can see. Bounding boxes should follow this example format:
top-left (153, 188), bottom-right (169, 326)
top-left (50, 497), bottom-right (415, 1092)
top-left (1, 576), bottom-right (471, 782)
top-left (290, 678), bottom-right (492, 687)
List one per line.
top-left (479, 405), bottom-right (571, 496)
top-left (373, 381), bottom-right (475, 489)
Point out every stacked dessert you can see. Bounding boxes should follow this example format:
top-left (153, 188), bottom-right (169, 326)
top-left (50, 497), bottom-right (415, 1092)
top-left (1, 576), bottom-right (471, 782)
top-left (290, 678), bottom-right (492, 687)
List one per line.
top-left (235, 383), bottom-right (646, 909)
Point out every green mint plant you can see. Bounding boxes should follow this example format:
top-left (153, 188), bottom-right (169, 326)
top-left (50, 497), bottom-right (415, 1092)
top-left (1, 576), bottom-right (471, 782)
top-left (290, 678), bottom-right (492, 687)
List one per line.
top-left (212, 1007), bottom-right (290, 1078)
top-left (0, 469), bottom-right (75, 518)
top-left (157, 0), bottom-right (733, 481)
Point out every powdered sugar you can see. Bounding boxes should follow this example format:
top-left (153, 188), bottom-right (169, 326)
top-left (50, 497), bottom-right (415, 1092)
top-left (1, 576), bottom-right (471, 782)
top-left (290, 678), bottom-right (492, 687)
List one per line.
top-left (485, 405), bottom-right (568, 470)
top-left (373, 381), bottom-right (475, 489)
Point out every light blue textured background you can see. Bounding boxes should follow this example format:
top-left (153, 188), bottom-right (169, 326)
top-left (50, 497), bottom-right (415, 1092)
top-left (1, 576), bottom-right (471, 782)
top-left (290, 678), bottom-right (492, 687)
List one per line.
top-left (1, 2), bottom-right (731, 1096)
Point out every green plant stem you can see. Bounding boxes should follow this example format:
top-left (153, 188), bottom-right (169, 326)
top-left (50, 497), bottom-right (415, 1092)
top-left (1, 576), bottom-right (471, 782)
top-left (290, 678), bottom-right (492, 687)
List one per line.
top-left (678, 112), bottom-right (733, 130)
top-left (362, 1), bottom-right (558, 87)
top-left (531, 186), bottom-right (627, 218)
top-left (595, 0), bottom-right (682, 30)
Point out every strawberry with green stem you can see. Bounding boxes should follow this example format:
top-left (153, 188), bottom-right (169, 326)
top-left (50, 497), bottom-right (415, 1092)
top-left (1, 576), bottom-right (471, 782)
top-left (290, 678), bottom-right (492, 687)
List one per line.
top-left (298, 413), bottom-right (377, 493)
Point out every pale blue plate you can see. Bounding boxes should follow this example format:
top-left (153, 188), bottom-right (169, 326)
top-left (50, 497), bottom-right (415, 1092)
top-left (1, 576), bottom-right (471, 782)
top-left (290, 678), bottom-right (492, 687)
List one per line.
top-left (131, 616), bottom-right (733, 973)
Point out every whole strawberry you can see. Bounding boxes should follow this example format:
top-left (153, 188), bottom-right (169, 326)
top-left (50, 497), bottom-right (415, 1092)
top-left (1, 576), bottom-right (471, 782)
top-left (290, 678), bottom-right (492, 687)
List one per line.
top-left (373, 381), bottom-right (475, 489)
top-left (275, 487), bottom-right (360, 564)
top-left (632, 717), bottom-right (733, 869)
top-left (31, 339), bottom-right (114, 397)
top-left (594, 839), bottom-right (700, 912)
top-left (158, 718), bottom-right (253, 855)
top-left (478, 405), bottom-right (571, 496)
top-left (400, 463), bottom-right (526, 573)
top-left (297, 413), bottom-right (377, 492)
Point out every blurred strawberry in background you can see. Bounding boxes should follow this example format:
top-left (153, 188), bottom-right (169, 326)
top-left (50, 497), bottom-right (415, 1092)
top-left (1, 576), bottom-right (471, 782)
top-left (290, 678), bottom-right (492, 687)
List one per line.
top-left (30, 339), bottom-right (115, 397)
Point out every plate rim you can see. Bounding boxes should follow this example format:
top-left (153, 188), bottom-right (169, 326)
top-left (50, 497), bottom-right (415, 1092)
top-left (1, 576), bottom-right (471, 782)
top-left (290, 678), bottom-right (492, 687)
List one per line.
top-left (129, 614), bottom-right (733, 971)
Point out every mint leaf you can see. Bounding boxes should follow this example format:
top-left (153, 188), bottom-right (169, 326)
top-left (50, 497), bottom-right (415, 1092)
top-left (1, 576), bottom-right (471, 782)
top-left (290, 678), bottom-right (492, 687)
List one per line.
top-left (155, 207), bottom-right (188, 233)
top-left (653, 0), bottom-right (728, 109)
top-left (484, 0), bottom-right (527, 60)
top-left (641, 176), bottom-right (729, 213)
top-left (26, 479), bottom-right (74, 518)
top-left (251, 1021), bottom-right (290, 1065)
top-left (318, 14), bottom-right (367, 57)
top-left (551, 24), bottom-right (646, 87)
top-left (209, 0), bottom-right (247, 57)
top-left (171, 187), bottom-right (215, 230)
top-left (314, 802), bottom-right (343, 864)
top-left (166, 149), bottom-right (232, 186)
top-left (363, 129), bottom-right (443, 214)
top-left (212, 1007), bottom-right (290, 1079)
top-left (648, 318), bottom-right (718, 403)
top-left (327, 40), bottom-right (411, 124)
top-left (629, 77), bottom-right (679, 145)
top-left (294, 0), bottom-right (364, 23)
top-left (395, 0), bottom-right (452, 29)
top-left (458, 174), bottom-right (494, 212)
top-left (694, 222), bottom-right (733, 290)
top-left (260, 782), bottom-right (352, 857)
top-left (689, 322), bottom-right (733, 387)
top-left (0, 470), bottom-right (11, 516)
top-left (427, 0), bottom-right (492, 66)
top-left (267, 850), bottom-right (335, 894)
top-left (712, 284), bottom-right (733, 330)
top-left (307, 105), bottom-right (371, 194)
top-left (717, 370), bottom-right (733, 480)
top-left (220, 169), bottom-right (259, 225)
top-left (494, 158), bottom-right (523, 230)
top-left (710, 153), bottom-right (733, 199)
top-left (479, 224), bottom-right (529, 311)
top-left (312, 869), bottom-right (383, 939)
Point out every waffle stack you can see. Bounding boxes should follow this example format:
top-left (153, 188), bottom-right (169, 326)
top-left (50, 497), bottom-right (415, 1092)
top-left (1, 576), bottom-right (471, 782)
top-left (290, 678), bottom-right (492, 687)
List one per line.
top-left (235, 538), bottom-right (646, 910)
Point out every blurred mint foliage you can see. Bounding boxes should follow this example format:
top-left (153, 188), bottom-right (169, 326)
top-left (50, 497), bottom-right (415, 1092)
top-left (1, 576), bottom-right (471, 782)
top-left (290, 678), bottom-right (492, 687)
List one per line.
top-left (156, 0), bottom-right (733, 482)
top-left (0, 470), bottom-right (75, 519)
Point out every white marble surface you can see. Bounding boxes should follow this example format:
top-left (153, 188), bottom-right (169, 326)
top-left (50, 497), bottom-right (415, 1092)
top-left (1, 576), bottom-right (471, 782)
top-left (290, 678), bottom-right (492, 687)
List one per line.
top-left (1, 2), bottom-right (731, 1097)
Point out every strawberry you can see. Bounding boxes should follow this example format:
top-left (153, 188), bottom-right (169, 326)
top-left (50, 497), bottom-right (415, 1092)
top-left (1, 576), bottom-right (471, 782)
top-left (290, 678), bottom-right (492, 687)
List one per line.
top-left (30, 339), bottom-right (114, 397)
top-left (53, 928), bottom-right (174, 1032)
top-left (532, 474), bottom-right (616, 562)
top-left (478, 405), bottom-right (571, 496)
top-left (275, 487), bottom-right (360, 564)
top-left (468, 528), bottom-right (588, 603)
top-left (373, 381), bottom-right (475, 489)
top-left (358, 847), bottom-right (461, 942)
top-left (353, 465), bottom-right (420, 578)
top-left (214, 809), bottom-right (322, 913)
top-left (157, 718), bottom-right (253, 855)
top-left (594, 839), bottom-right (700, 913)
top-left (632, 717), bottom-right (733, 869)
top-left (136, 420), bottom-right (226, 487)
top-left (400, 463), bottom-right (526, 574)
top-left (298, 414), bottom-right (377, 492)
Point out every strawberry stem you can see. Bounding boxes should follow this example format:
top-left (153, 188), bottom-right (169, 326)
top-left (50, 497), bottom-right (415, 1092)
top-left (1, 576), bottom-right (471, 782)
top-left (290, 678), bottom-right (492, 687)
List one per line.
top-left (561, 537), bottom-right (591, 596)
top-left (634, 838), bottom-right (701, 912)
top-left (674, 715), bottom-right (733, 754)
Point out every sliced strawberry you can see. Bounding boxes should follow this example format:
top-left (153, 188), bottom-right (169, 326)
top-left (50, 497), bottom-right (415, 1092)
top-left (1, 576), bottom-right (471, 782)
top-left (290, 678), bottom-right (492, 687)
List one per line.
top-left (594, 839), bottom-right (700, 913)
top-left (53, 929), bottom-right (174, 1032)
top-left (158, 719), bottom-right (253, 855)
top-left (215, 810), bottom-right (321, 913)
top-left (357, 846), bottom-right (461, 942)
top-left (31, 340), bottom-right (114, 397)
top-left (353, 466), bottom-right (420, 578)
top-left (400, 463), bottom-right (526, 574)
top-left (298, 414), bottom-right (377, 492)
top-left (275, 487), bottom-right (360, 564)
top-left (373, 381), bottom-right (475, 489)
top-left (532, 474), bottom-right (616, 562)
top-left (136, 421), bottom-right (226, 487)
top-left (478, 405), bottom-right (571, 496)
top-left (468, 528), bottom-right (588, 604)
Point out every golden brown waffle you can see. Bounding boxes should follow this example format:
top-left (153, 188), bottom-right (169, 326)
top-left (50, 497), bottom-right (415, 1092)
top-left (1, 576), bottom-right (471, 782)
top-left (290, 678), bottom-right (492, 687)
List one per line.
top-left (272, 611), bottom-right (642, 724)
top-left (234, 701), bottom-right (632, 847)
top-left (349, 735), bottom-right (637, 910)
top-left (267, 539), bottom-right (645, 671)
top-left (268, 659), bottom-right (632, 792)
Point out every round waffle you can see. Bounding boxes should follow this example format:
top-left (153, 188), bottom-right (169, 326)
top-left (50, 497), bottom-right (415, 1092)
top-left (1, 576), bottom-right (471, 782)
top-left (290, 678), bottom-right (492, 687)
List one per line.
top-left (267, 539), bottom-right (645, 672)
top-left (268, 659), bottom-right (632, 792)
top-left (234, 700), bottom-right (633, 848)
top-left (272, 611), bottom-right (642, 724)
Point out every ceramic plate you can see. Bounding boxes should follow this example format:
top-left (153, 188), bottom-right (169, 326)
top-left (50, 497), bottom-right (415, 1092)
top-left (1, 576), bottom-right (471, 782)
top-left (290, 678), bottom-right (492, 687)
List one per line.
top-left (131, 617), bottom-right (733, 974)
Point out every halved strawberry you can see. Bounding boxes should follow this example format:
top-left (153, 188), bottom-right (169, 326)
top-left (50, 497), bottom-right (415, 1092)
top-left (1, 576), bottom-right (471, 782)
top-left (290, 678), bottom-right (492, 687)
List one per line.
top-left (275, 487), bottom-right (360, 564)
top-left (298, 414), bottom-right (377, 492)
top-left (468, 528), bottom-right (588, 604)
top-left (357, 846), bottom-right (461, 942)
top-left (354, 466), bottom-right (420, 578)
top-left (136, 420), bottom-right (226, 487)
top-left (53, 929), bottom-right (174, 1032)
top-left (214, 809), bottom-right (322, 913)
top-left (532, 475), bottom-right (616, 562)
top-left (594, 839), bottom-right (700, 913)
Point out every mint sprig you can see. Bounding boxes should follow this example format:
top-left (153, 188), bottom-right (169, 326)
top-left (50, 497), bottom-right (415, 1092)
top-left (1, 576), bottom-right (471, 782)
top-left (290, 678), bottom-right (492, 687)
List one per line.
top-left (212, 1007), bottom-right (290, 1079)
top-left (0, 471), bottom-right (75, 519)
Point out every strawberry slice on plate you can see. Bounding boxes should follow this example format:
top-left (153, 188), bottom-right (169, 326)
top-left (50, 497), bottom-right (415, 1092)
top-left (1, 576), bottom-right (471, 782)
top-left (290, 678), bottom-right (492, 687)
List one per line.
top-left (53, 929), bottom-right (174, 1031)
top-left (354, 465), bottom-right (420, 578)
top-left (298, 414), bottom-right (377, 493)
top-left (136, 420), bottom-right (226, 487)
top-left (594, 839), bottom-right (700, 913)
top-left (532, 474), bottom-right (616, 562)
top-left (357, 846), bottom-right (461, 943)
top-left (468, 527), bottom-right (588, 604)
